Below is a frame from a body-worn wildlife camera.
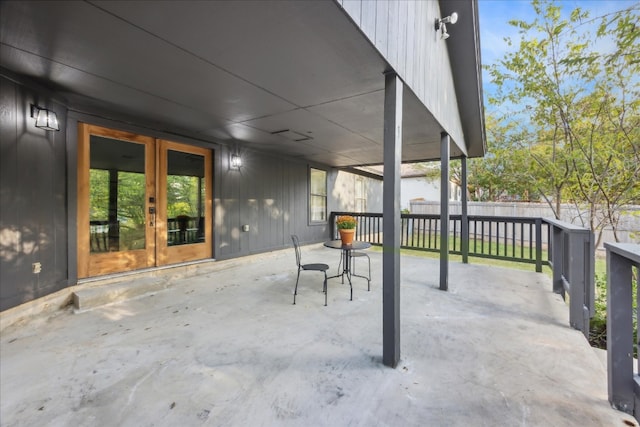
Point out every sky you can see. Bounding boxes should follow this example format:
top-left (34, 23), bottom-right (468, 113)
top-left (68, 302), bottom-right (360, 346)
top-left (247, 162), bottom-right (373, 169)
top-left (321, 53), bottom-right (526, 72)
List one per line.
top-left (477, 0), bottom-right (639, 105)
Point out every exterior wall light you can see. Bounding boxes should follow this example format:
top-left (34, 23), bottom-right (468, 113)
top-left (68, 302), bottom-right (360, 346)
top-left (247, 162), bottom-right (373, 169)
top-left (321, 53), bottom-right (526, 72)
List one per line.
top-left (230, 153), bottom-right (242, 169)
top-left (31, 105), bottom-right (60, 131)
top-left (435, 12), bottom-right (458, 40)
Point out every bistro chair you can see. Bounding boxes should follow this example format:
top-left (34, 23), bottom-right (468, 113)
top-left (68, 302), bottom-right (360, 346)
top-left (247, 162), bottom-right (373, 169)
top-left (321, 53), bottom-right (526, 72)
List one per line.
top-left (337, 250), bottom-right (371, 291)
top-left (291, 235), bottom-right (330, 306)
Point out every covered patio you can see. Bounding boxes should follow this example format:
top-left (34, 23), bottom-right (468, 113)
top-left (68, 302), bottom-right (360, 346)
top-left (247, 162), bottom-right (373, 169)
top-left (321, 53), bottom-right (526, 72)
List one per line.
top-left (0, 246), bottom-right (633, 426)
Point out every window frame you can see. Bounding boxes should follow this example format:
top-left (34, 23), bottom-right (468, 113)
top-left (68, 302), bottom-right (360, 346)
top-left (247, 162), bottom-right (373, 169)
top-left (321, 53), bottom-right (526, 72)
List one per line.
top-left (308, 166), bottom-right (327, 224)
top-left (354, 175), bottom-right (367, 213)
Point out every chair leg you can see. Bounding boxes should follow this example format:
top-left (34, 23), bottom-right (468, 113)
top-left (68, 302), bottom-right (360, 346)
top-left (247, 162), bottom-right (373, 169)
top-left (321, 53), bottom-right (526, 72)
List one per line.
top-left (293, 269), bottom-right (301, 305)
top-left (366, 255), bottom-right (371, 291)
top-left (323, 272), bottom-right (328, 306)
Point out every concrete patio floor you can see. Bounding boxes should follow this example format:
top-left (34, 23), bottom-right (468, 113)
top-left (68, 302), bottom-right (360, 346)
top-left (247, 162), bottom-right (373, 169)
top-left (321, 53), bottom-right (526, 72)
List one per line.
top-left (1, 243), bottom-right (636, 426)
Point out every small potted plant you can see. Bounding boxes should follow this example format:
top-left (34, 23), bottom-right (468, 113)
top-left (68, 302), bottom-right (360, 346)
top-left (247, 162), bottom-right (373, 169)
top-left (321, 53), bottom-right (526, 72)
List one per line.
top-left (336, 215), bottom-right (357, 245)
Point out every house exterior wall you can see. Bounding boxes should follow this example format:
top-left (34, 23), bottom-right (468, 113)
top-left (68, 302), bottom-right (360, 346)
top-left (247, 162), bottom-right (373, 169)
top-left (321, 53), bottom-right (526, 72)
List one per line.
top-left (333, 170), bottom-right (383, 213)
top-left (401, 176), bottom-right (440, 210)
top-left (0, 77), bottom-right (70, 311)
top-left (0, 75), bottom-right (382, 311)
top-left (338, 0), bottom-right (465, 151)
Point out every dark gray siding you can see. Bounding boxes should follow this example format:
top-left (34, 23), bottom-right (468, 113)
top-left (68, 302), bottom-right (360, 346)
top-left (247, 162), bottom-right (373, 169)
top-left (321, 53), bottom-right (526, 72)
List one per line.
top-left (337, 0), bottom-right (466, 152)
top-left (0, 74), bottom-right (377, 311)
top-left (0, 76), bottom-right (69, 311)
top-left (215, 146), bottom-right (331, 259)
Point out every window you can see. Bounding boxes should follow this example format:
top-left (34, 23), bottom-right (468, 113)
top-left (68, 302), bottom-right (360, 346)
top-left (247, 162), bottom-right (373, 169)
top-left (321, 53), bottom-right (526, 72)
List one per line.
top-left (309, 168), bottom-right (327, 223)
top-left (355, 176), bottom-right (366, 213)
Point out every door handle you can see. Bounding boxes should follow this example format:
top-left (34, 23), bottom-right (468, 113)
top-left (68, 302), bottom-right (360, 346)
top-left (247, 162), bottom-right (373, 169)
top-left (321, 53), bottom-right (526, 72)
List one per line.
top-left (149, 206), bottom-right (156, 227)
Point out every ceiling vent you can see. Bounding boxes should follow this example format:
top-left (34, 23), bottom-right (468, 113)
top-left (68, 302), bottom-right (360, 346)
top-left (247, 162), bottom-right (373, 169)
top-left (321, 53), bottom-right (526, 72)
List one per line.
top-left (270, 129), bottom-right (313, 142)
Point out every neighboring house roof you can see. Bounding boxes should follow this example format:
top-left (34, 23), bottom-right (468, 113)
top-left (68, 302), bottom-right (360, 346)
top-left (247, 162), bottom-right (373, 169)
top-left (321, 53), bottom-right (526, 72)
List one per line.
top-left (0, 0), bottom-right (484, 166)
top-left (356, 163), bottom-right (433, 179)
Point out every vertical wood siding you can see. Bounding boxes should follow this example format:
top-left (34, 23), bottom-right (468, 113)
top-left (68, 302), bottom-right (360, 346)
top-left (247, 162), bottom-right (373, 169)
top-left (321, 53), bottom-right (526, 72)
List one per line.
top-left (0, 77), bottom-right (68, 311)
top-left (216, 147), bottom-right (348, 259)
top-left (339, 0), bottom-right (466, 150)
top-left (0, 76), bottom-right (382, 310)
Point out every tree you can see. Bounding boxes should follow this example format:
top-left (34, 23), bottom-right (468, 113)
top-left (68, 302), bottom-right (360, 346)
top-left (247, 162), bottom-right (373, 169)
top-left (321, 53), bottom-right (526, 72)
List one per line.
top-left (485, 0), bottom-right (640, 242)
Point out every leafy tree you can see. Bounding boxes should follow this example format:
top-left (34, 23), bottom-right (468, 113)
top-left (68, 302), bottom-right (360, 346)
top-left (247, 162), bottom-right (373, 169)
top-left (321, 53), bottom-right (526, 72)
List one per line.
top-left (484, 0), bottom-right (640, 242)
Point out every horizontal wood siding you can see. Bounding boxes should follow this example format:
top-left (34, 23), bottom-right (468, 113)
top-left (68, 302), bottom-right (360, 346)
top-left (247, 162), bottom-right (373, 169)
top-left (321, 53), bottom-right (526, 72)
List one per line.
top-left (339, 0), bottom-right (466, 150)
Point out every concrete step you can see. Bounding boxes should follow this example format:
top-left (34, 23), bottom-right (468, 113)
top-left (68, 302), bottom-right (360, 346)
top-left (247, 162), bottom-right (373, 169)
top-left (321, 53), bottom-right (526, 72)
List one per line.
top-left (73, 277), bottom-right (168, 312)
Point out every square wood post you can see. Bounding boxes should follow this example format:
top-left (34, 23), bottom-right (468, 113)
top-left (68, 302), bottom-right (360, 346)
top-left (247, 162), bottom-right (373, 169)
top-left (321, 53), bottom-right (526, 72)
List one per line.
top-left (382, 72), bottom-right (402, 368)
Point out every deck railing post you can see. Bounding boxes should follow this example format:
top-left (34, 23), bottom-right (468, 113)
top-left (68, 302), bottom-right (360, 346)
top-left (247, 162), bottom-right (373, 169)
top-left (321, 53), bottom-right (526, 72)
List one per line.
top-left (544, 218), bottom-right (595, 338)
top-left (550, 224), bottom-right (565, 297)
top-left (567, 232), bottom-right (587, 335)
top-left (605, 243), bottom-right (640, 418)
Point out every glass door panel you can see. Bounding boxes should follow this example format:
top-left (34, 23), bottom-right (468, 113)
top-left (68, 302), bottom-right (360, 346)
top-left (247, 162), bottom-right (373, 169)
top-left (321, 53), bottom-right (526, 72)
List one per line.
top-left (157, 140), bottom-right (212, 266)
top-left (166, 150), bottom-right (205, 246)
top-left (78, 124), bottom-right (155, 278)
top-left (89, 137), bottom-right (146, 252)
top-left (78, 125), bottom-right (211, 277)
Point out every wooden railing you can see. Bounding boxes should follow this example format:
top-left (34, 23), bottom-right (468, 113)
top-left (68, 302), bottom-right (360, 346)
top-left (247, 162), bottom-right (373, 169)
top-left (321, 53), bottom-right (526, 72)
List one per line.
top-left (167, 216), bottom-right (203, 246)
top-left (545, 218), bottom-right (595, 338)
top-left (330, 212), bottom-right (548, 271)
top-left (605, 243), bottom-right (640, 420)
top-left (90, 217), bottom-right (203, 251)
top-left (330, 212), bottom-right (595, 336)
top-left (89, 220), bottom-right (117, 252)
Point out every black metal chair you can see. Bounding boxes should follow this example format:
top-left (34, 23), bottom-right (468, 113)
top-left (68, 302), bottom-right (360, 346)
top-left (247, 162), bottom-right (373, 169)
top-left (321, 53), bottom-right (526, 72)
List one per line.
top-left (291, 235), bottom-right (330, 306)
top-left (337, 250), bottom-right (371, 291)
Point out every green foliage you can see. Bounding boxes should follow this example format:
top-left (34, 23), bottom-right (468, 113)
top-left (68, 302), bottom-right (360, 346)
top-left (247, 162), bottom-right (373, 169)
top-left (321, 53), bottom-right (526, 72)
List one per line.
top-left (589, 273), bottom-right (609, 350)
top-left (590, 269), bottom-right (638, 355)
top-left (166, 175), bottom-right (203, 218)
top-left (481, 0), bottom-right (640, 241)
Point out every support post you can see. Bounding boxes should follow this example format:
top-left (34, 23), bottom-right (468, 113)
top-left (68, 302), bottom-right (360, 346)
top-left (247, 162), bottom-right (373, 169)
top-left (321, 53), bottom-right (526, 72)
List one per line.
top-left (535, 218), bottom-right (542, 273)
top-left (461, 156), bottom-right (469, 264)
top-left (382, 72), bottom-right (402, 368)
top-left (439, 132), bottom-right (450, 291)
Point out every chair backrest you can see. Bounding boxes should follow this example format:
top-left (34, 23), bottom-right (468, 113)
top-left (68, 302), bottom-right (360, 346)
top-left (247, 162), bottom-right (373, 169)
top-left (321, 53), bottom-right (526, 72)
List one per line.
top-left (291, 235), bottom-right (302, 267)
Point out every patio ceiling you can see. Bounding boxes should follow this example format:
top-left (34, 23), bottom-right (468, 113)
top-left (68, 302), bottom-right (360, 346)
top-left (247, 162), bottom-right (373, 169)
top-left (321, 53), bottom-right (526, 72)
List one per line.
top-left (0, 0), bottom-right (480, 168)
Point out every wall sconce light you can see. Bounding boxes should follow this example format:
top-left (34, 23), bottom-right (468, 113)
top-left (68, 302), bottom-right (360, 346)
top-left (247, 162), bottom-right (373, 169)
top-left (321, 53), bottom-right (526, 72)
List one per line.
top-left (435, 12), bottom-right (458, 40)
top-left (31, 105), bottom-right (60, 131)
top-left (230, 153), bottom-right (242, 169)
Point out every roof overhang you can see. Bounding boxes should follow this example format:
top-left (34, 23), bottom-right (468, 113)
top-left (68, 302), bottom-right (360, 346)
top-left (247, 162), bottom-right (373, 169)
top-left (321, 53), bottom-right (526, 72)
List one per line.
top-left (1, 0), bottom-right (485, 167)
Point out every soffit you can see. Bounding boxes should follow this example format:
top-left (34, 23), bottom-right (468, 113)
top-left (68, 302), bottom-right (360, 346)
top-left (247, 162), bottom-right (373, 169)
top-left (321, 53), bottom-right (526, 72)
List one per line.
top-left (0, 0), bottom-right (460, 167)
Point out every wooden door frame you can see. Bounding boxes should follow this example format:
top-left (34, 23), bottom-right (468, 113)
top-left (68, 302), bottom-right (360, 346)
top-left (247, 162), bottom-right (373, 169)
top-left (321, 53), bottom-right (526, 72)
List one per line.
top-left (156, 139), bottom-right (212, 265)
top-left (77, 123), bottom-right (156, 278)
top-left (77, 124), bottom-right (213, 278)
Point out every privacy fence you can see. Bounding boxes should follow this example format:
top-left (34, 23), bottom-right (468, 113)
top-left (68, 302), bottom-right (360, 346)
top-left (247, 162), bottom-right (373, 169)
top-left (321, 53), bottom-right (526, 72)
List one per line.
top-left (410, 200), bottom-right (639, 248)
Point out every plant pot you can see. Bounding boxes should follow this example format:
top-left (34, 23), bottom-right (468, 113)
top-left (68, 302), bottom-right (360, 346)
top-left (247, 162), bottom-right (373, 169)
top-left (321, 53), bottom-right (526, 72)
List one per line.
top-left (339, 228), bottom-right (356, 245)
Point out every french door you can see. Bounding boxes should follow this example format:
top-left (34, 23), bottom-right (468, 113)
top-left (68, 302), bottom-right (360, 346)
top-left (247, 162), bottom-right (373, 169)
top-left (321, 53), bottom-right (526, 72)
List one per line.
top-left (77, 124), bottom-right (212, 278)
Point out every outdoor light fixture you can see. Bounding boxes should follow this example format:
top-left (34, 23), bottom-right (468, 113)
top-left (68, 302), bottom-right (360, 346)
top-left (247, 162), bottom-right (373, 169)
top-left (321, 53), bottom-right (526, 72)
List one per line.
top-left (435, 12), bottom-right (458, 40)
top-left (31, 105), bottom-right (60, 131)
top-left (230, 153), bottom-right (242, 169)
